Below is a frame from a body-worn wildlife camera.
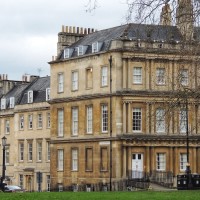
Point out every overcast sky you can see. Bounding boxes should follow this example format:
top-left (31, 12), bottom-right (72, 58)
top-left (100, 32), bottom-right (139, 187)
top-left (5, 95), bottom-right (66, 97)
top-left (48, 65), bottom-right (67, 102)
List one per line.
top-left (0, 0), bottom-right (128, 80)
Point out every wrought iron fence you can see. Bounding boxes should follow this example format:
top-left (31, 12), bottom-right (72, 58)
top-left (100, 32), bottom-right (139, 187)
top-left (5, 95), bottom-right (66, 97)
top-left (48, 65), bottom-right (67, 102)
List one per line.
top-left (150, 170), bottom-right (174, 188)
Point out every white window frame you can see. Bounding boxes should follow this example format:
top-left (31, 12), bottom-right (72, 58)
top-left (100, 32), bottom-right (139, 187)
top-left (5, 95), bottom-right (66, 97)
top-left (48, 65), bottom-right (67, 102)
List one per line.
top-left (101, 105), bottom-right (108, 133)
top-left (47, 141), bottom-right (50, 161)
top-left (47, 112), bottom-right (51, 128)
top-left (28, 114), bottom-right (33, 129)
top-left (92, 42), bottom-right (98, 53)
top-left (37, 141), bottom-right (42, 161)
top-left (19, 115), bottom-right (24, 130)
top-left (64, 48), bottom-right (73, 58)
top-left (132, 108), bottom-right (142, 132)
top-left (19, 143), bottom-right (24, 161)
top-left (58, 109), bottom-right (64, 137)
top-left (156, 68), bottom-right (165, 85)
top-left (156, 108), bottom-right (165, 133)
top-left (72, 149), bottom-right (78, 171)
top-left (133, 67), bottom-right (142, 84)
top-left (46, 175), bottom-right (51, 192)
top-left (46, 88), bottom-right (50, 101)
top-left (156, 153), bottom-right (166, 171)
top-left (180, 69), bottom-right (189, 86)
top-left (37, 113), bottom-right (43, 129)
top-left (28, 142), bottom-right (33, 161)
top-left (9, 97), bottom-right (15, 108)
top-left (72, 71), bottom-right (78, 91)
top-left (5, 119), bottom-right (10, 134)
top-left (1, 98), bottom-right (6, 110)
top-left (57, 149), bottom-right (64, 171)
top-left (58, 73), bottom-right (64, 93)
top-left (19, 175), bottom-right (24, 189)
top-left (180, 109), bottom-right (187, 134)
top-left (28, 90), bottom-right (33, 103)
top-left (72, 107), bottom-right (78, 136)
top-left (5, 148), bottom-right (10, 165)
top-left (87, 106), bottom-right (93, 134)
top-left (101, 66), bottom-right (108, 87)
top-left (78, 46), bottom-right (83, 56)
top-left (180, 153), bottom-right (187, 171)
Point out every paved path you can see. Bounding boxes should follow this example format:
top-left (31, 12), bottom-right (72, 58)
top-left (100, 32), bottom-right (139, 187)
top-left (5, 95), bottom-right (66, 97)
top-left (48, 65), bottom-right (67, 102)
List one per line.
top-left (149, 183), bottom-right (177, 191)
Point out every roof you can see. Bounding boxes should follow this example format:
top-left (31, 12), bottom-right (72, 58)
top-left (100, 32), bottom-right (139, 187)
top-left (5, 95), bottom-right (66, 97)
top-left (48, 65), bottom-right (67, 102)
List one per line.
top-left (0, 83), bottom-right (29, 109)
top-left (19, 76), bottom-right (50, 105)
top-left (57, 23), bottom-right (191, 60)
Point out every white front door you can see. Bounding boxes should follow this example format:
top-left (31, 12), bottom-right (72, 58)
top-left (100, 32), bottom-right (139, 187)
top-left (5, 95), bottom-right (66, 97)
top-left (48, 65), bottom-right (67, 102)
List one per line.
top-left (132, 153), bottom-right (143, 178)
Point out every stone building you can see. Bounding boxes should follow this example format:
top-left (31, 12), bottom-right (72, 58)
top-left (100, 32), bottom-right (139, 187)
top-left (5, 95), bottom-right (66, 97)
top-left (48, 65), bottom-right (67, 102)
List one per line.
top-left (49, 0), bottom-right (200, 191)
top-left (0, 76), bottom-right (51, 192)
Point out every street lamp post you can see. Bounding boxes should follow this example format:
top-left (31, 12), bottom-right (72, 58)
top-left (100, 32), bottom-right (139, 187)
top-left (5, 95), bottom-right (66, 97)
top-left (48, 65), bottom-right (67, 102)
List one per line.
top-left (1, 136), bottom-right (7, 192)
top-left (185, 96), bottom-right (192, 189)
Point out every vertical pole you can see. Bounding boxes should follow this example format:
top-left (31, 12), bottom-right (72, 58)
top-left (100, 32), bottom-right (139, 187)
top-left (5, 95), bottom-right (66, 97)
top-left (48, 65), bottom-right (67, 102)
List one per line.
top-left (186, 98), bottom-right (189, 164)
top-left (109, 55), bottom-right (112, 191)
top-left (2, 146), bottom-right (6, 191)
top-left (186, 96), bottom-right (192, 189)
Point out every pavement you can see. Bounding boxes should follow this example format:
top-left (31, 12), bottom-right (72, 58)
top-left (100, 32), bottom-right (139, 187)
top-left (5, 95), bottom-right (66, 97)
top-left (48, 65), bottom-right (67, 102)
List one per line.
top-left (149, 183), bottom-right (177, 191)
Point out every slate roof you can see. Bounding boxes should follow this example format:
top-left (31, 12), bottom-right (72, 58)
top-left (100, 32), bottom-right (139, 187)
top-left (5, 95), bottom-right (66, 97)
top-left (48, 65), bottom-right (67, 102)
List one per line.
top-left (0, 83), bottom-right (29, 109)
top-left (58, 23), bottom-right (200, 61)
top-left (19, 76), bottom-right (50, 105)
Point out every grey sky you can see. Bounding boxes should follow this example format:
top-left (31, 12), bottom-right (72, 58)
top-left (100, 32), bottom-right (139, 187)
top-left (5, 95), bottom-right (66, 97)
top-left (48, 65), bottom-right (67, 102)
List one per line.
top-left (0, 0), bottom-right (128, 80)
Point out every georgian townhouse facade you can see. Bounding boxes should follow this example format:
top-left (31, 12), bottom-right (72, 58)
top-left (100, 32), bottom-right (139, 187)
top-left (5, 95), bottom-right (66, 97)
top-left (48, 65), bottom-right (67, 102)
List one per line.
top-left (49, 1), bottom-right (200, 191)
top-left (0, 76), bottom-right (51, 192)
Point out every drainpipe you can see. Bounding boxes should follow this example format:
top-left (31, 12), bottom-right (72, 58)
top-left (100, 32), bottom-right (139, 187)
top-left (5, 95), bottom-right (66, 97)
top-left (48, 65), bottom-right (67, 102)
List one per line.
top-left (109, 55), bottom-right (112, 191)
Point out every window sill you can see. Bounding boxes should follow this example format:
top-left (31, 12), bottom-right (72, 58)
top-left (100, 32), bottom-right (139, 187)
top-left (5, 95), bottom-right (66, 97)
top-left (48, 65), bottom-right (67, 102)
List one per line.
top-left (156, 83), bottom-right (166, 86)
top-left (101, 131), bottom-right (108, 134)
top-left (132, 83), bottom-right (142, 85)
top-left (100, 85), bottom-right (108, 88)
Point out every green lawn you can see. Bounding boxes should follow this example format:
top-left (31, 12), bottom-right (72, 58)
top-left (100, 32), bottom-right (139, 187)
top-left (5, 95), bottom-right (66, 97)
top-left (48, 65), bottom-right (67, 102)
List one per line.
top-left (0, 191), bottom-right (200, 200)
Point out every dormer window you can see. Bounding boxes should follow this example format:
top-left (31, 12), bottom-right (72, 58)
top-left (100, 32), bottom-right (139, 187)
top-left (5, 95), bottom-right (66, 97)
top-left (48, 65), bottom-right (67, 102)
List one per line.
top-left (92, 42), bottom-right (103, 53)
top-left (9, 97), bottom-right (15, 108)
top-left (28, 90), bottom-right (33, 103)
top-left (46, 88), bottom-right (50, 101)
top-left (64, 48), bottom-right (73, 59)
top-left (78, 45), bottom-right (87, 56)
top-left (1, 98), bottom-right (6, 110)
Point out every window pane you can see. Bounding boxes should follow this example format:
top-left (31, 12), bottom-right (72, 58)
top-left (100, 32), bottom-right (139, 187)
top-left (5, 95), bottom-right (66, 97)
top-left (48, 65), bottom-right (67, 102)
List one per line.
top-left (58, 150), bottom-right (64, 171)
top-left (156, 153), bottom-right (166, 171)
top-left (132, 108), bottom-right (142, 131)
top-left (156, 108), bottom-right (165, 133)
top-left (58, 110), bottom-right (64, 137)
top-left (72, 108), bottom-right (78, 135)
top-left (133, 67), bottom-right (142, 84)
top-left (101, 67), bottom-right (108, 86)
top-left (72, 71), bottom-right (78, 91)
top-left (156, 68), bottom-right (165, 85)
top-left (180, 109), bottom-right (187, 134)
top-left (72, 149), bottom-right (78, 171)
top-left (102, 105), bottom-right (108, 132)
top-left (58, 73), bottom-right (64, 92)
top-left (87, 106), bottom-right (93, 134)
